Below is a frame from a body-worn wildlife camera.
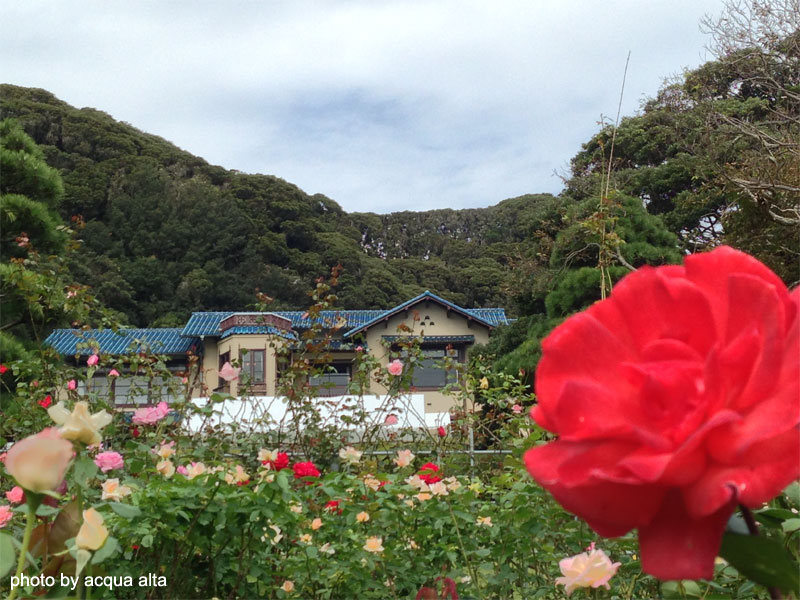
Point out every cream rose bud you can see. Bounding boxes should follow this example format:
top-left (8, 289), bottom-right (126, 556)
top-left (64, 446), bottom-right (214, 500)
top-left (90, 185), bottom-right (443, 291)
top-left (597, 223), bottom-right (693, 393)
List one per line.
top-left (5, 428), bottom-right (73, 493)
top-left (76, 507), bottom-right (109, 550)
top-left (156, 460), bottom-right (175, 478)
top-left (48, 401), bottom-right (112, 446)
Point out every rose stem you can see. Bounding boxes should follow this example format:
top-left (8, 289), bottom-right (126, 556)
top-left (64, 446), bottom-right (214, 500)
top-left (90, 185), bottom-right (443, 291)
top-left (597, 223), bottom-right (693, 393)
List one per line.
top-left (739, 504), bottom-right (783, 600)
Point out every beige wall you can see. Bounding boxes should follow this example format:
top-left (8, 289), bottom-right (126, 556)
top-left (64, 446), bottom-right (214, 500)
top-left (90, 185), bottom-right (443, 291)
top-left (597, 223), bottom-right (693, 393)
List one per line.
top-left (362, 303), bottom-right (489, 413)
top-left (199, 303), bottom-right (490, 413)
top-left (201, 334), bottom-right (284, 396)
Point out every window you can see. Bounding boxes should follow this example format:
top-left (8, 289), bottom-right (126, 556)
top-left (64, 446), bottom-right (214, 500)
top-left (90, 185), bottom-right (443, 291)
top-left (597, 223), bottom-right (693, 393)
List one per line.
top-left (410, 347), bottom-right (460, 389)
top-left (242, 349), bottom-right (266, 384)
top-left (83, 374), bottom-right (178, 406)
top-left (309, 362), bottom-right (350, 395)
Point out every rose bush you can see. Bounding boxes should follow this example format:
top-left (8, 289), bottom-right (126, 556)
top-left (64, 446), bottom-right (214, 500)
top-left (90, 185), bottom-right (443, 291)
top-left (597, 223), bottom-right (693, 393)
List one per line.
top-left (525, 246), bottom-right (800, 579)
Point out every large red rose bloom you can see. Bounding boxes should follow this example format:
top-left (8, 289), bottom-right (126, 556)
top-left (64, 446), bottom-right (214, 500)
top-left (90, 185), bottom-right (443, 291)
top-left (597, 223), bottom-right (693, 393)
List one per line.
top-left (524, 247), bottom-right (799, 580)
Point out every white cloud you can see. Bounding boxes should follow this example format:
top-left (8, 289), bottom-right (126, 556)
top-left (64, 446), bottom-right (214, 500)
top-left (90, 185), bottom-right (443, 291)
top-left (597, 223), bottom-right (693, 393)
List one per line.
top-left (1, 0), bottom-right (724, 213)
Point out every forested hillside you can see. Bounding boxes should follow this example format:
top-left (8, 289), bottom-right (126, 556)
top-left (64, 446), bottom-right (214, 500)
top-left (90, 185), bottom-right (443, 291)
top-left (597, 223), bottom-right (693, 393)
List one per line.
top-left (1, 3), bottom-right (796, 381)
top-left (0, 84), bottom-right (566, 327)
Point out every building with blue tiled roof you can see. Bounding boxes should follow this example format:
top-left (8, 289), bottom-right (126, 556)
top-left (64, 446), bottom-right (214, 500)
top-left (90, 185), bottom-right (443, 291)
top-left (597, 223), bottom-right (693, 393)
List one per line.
top-left (45, 292), bottom-right (510, 413)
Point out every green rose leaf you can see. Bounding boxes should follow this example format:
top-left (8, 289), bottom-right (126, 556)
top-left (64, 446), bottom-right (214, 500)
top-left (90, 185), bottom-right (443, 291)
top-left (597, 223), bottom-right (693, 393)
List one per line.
top-left (0, 532), bottom-right (16, 578)
top-left (719, 532), bottom-right (800, 594)
top-left (108, 502), bottom-right (141, 519)
top-left (92, 536), bottom-right (120, 564)
top-left (73, 456), bottom-right (99, 488)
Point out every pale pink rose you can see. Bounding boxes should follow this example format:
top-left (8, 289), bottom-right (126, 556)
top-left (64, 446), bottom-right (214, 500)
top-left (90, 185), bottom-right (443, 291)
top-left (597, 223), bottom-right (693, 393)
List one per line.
top-left (5, 486), bottom-right (24, 504)
top-left (5, 428), bottom-right (73, 493)
top-left (556, 543), bottom-right (621, 596)
top-left (94, 451), bottom-right (124, 473)
top-left (132, 401), bottom-right (169, 425)
top-left (218, 361), bottom-right (241, 382)
top-left (512, 404), bottom-right (523, 414)
top-left (383, 414), bottom-right (398, 426)
top-left (76, 508), bottom-right (108, 550)
top-left (87, 354), bottom-right (99, 367)
top-left (356, 346), bottom-right (363, 352)
top-left (156, 441), bottom-right (175, 459)
top-left (181, 377), bottom-right (188, 384)
top-left (387, 359), bottom-right (403, 376)
top-left (177, 465), bottom-right (188, 475)
top-left (67, 379), bottom-right (77, 391)
top-left (0, 505), bottom-right (13, 528)
top-left (108, 369), bottom-right (120, 377)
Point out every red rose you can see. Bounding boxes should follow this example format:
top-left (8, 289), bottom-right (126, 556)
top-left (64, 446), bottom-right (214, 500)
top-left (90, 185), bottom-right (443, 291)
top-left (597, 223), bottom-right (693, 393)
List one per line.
top-left (0, 364), bottom-right (7, 375)
top-left (325, 500), bottom-right (343, 514)
top-left (273, 452), bottom-right (290, 471)
top-left (38, 395), bottom-right (53, 409)
top-left (437, 426), bottom-right (447, 438)
top-left (418, 462), bottom-right (442, 485)
top-left (292, 461), bottom-right (320, 479)
top-left (524, 247), bottom-right (800, 580)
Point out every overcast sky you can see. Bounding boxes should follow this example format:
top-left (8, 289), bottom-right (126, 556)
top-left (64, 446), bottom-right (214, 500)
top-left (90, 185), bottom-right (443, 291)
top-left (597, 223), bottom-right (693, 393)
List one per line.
top-left (1, 1), bottom-right (726, 214)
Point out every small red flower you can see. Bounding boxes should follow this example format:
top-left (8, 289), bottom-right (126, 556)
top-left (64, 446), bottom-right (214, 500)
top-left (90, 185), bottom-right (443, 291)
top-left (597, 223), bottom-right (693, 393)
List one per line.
top-left (262, 452), bottom-right (290, 471)
top-left (38, 395), bottom-right (52, 409)
top-left (418, 462), bottom-right (442, 485)
top-left (325, 500), bottom-right (343, 514)
top-left (437, 426), bottom-right (447, 438)
top-left (131, 545), bottom-right (140, 550)
top-left (236, 480), bottom-right (250, 487)
top-left (132, 427), bottom-right (140, 438)
top-left (0, 365), bottom-right (7, 375)
top-left (292, 461), bottom-right (320, 479)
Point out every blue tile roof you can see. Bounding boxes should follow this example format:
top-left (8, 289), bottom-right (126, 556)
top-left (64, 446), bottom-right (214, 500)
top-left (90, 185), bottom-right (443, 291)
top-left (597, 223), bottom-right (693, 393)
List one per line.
top-left (180, 310), bottom-right (387, 337)
top-left (219, 326), bottom-right (297, 340)
top-left (381, 335), bottom-right (476, 343)
top-left (344, 291), bottom-right (505, 337)
top-left (45, 328), bottom-right (196, 356)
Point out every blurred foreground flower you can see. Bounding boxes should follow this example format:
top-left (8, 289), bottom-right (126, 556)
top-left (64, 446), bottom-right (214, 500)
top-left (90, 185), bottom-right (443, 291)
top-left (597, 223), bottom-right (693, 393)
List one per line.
top-left (76, 507), bottom-right (109, 550)
top-left (556, 543), bottom-right (621, 596)
top-left (525, 247), bottom-right (800, 579)
top-left (218, 361), bottom-right (240, 382)
top-left (6, 428), bottom-right (73, 493)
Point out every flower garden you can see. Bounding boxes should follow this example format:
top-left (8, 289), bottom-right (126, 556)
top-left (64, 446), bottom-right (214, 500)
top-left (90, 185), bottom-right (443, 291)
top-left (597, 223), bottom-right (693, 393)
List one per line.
top-left (1, 247), bottom-right (799, 599)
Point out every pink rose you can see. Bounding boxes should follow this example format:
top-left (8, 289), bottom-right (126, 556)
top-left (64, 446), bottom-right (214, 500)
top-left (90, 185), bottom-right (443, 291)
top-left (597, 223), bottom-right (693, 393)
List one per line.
top-left (109, 369), bottom-right (120, 377)
top-left (383, 414), bottom-right (399, 426)
top-left (556, 543), bottom-right (621, 596)
top-left (387, 359), bottom-right (404, 376)
top-left (525, 247), bottom-right (800, 580)
top-left (512, 404), bottom-right (523, 414)
top-left (94, 451), bottom-right (124, 473)
top-left (5, 428), bottom-right (73, 493)
top-left (87, 354), bottom-right (99, 366)
top-left (218, 362), bottom-right (240, 382)
top-left (177, 465), bottom-right (188, 476)
top-left (5, 486), bottom-right (24, 504)
top-left (67, 379), bottom-right (77, 391)
top-left (132, 401), bottom-right (169, 425)
top-left (0, 505), bottom-right (13, 528)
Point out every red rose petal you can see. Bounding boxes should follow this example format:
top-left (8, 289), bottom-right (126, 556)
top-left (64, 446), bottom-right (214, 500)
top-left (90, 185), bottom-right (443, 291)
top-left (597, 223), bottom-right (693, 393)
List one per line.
top-left (639, 488), bottom-right (735, 581)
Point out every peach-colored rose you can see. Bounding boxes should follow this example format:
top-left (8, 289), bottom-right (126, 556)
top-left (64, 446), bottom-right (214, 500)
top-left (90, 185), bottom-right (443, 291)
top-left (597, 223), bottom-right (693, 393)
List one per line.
top-left (5, 428), bottom-right (73, 492)
top-left (338, 446), bottom-right (362, 464)
top-left (48, 401), bottom-right (112, 446)
top-left (281, 580), bottom-right (294, 593)
top-left (156, 441), bottom-right (175, 459)
top-left (76, 508), bottom-right (108, 550)
top-left (556, 543), bottom-right (621, 596)
top-left (156, 460), bottom-right (175, 478)
top-left (186, 462), bottom-right (207, 480)
top-left (356, 511), bottom-right (370, 523)
top-left (310, 518), bottom-right (323, 530)
top-left (101, 478), bottom-right (132, 501)
top-left (476, 516), bottom-right (493, 527)
top-left (394, 449), bottom-right (415, 468)
top-left (363, 536), bottom-right (384, 553)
